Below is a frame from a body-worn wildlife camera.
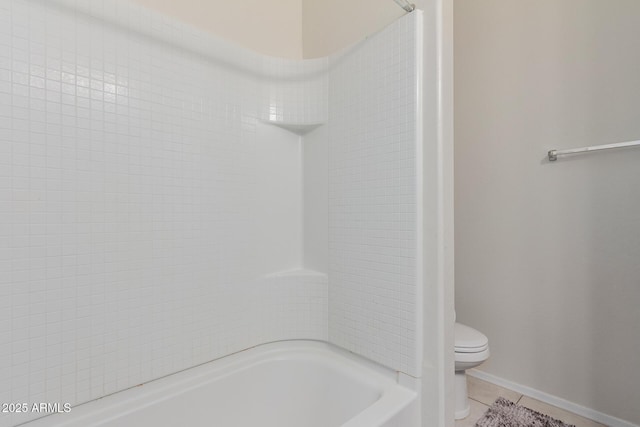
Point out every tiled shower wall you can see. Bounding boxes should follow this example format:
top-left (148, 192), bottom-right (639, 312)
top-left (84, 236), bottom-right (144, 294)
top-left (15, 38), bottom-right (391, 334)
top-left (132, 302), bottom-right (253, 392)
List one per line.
top-left (0, 1), bottom-right (327, 425)
top-left (328, 13), bottom-right (421, 377)
top-left (1, 0), bottom-right (422, 424)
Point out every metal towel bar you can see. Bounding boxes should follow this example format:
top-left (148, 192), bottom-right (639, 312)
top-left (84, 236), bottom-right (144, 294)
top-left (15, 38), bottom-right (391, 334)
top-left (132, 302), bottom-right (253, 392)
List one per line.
top-left (548, 139), bottom-right (640, 161)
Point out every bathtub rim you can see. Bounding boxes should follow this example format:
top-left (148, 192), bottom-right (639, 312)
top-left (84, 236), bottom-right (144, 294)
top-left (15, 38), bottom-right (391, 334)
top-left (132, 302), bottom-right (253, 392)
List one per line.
top-left (22, 340), bottom-right (417, 427)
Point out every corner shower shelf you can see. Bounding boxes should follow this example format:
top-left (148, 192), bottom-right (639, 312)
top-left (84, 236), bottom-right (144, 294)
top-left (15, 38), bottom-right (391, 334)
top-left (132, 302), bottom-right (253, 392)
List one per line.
top-left (264, 121), bottom-right (324, 136)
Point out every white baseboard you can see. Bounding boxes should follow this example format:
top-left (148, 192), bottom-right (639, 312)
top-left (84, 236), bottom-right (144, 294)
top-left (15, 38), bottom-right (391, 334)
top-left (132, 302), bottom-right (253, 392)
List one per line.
top-left (468, 369), bottom-right (639, 427)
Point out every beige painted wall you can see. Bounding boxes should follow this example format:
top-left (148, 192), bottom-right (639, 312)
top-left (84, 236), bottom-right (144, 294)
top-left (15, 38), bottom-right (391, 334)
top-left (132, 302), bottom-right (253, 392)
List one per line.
top-left (301, 0), bottom-right (406, 58)
top-left (130, 0), bottom-right (413, 59)
top-left (131, 0), bottom-right (303, 58)
top-left (455, 0), bottom-right (640, 424)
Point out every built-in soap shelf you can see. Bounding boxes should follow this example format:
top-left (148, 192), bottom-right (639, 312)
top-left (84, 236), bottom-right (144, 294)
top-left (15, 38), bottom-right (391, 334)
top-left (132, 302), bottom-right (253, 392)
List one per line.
top-left (263, 121), bottom-right (324, 136)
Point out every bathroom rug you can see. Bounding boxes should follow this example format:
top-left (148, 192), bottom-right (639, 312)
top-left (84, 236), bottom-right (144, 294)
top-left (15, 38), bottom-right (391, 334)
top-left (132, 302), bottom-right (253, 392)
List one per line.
top-left (475, 397), bottom-right (575, 427)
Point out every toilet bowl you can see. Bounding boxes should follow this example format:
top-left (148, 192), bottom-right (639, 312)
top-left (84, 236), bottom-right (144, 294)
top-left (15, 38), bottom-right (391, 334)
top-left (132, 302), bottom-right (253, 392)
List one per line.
top-left (455, 323), bottom-right (489, 420)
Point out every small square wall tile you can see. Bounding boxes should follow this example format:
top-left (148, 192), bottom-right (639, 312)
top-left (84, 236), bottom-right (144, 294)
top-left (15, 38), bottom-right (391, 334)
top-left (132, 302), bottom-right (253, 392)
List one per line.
top-left (1, 0), bottom-right (329, 415)
top-left (328, 12), bottom-right (421, 377)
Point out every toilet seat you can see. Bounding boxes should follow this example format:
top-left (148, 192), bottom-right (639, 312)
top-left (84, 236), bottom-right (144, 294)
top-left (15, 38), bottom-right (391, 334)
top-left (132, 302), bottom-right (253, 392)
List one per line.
top-left (455, 323), bottom-right (489, 353)
top-left (455, 342), bottom-right (488, 353)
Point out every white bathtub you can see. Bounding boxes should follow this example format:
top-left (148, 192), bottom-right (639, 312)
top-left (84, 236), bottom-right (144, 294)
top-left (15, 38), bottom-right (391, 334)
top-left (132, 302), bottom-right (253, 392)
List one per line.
top-left (25, 341), bottom-right (417, 427)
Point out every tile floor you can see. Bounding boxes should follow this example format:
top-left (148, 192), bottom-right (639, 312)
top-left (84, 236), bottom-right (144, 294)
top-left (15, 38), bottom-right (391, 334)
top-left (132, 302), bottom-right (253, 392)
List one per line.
top-left (456, 375), bottom-right (609, 427)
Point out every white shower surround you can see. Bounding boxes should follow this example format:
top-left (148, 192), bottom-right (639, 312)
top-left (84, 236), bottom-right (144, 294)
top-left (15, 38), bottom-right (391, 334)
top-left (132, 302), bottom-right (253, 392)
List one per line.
top-left (25, 342), bottom-right (418, 427)
top-left (328, 15), bottom-right (422, 377)
top-left (0, 0), bottom-right (424, 426)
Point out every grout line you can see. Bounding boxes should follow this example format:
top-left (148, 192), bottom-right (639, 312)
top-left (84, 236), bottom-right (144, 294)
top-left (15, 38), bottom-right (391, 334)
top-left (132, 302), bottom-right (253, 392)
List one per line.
top-left (468, 377), bottom-right (613, 427)
top-left (469, 396), bottom-right (488, 406)
top-left (468, 369), bottom-right (637, 427)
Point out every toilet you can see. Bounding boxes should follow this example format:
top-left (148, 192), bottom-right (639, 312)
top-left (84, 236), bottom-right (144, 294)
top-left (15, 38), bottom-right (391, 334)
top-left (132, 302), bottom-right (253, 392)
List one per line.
top-left (455, 323), bottom-right (490, 420)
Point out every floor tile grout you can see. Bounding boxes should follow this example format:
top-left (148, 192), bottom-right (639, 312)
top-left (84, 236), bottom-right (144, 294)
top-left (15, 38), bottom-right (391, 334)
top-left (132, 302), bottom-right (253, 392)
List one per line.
top-left (469, 397), bottom-right (488, 406)
top-left (464, 376), bottom-right (607, 427)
